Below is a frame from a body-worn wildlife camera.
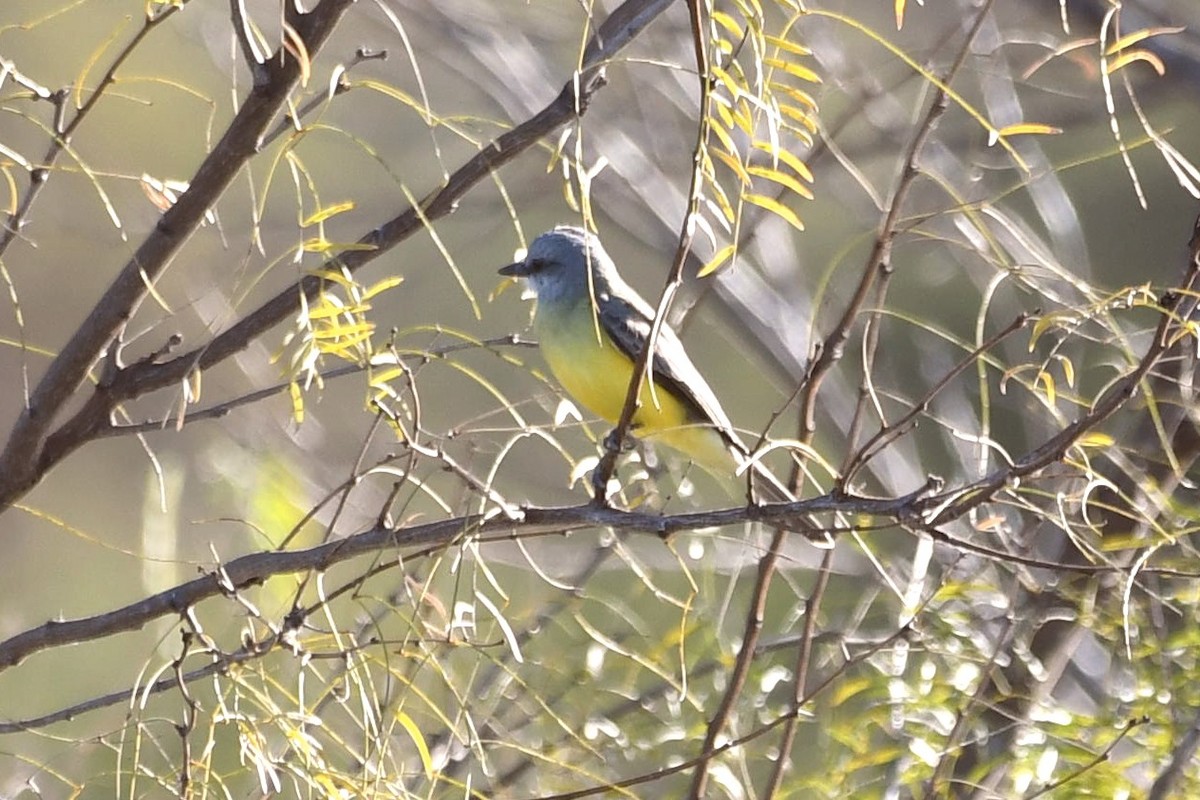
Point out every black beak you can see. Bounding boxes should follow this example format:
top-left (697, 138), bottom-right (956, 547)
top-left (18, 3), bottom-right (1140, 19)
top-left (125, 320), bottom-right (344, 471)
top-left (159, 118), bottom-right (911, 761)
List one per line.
top-left (498, 260), bottom-right (528, 277)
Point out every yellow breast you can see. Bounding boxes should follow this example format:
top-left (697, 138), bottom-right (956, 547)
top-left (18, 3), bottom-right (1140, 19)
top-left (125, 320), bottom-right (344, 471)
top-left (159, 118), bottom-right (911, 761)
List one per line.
top-left (534, 301), bottom-right (734, 473)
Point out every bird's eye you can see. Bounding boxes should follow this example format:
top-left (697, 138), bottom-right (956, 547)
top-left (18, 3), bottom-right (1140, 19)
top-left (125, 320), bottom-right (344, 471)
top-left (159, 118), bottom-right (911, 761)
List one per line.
top-left (527, 258), bottom-right (546, 272)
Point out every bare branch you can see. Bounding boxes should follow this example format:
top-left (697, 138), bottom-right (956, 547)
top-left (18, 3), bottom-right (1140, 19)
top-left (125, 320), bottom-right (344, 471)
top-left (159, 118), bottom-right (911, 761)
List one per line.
top-left (0, 483), bottom-right (933, 672)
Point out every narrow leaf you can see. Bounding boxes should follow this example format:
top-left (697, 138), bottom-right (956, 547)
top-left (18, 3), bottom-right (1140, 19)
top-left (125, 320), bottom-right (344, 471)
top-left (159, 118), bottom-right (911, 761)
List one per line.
top-left (699, 243), bottom-right (737, 278)
top-left (994, 122), bottom-right (1063, 139)
top-left (744, 193), bottom-right (805, 231)
top-left (712, 148), bottom-right (752, 185)
top-left (1106, 49), bottom-right (1166, 76)
top-left (301, 201), bottom-right (356, 227)
top-left (394, 710), bottom-right (434, 779)
top-left (763, 57), bottom-right (822, 84)
top-left (753, 141), bottom-right (814, 182)
top-left (1037, 371), bottom-right (1056, 405)
top-left (764, 34), bottom-right (811, 56)
top-left (1104, 26), bottom-right (1185, 56)
top-left (747, 164), bottom-right (814, 199)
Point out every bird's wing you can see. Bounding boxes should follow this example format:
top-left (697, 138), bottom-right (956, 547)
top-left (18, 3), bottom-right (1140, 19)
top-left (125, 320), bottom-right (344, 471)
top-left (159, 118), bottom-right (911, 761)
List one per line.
top-left (597, 285), bottom-right (814, 516)
top-left (597, 288), bottom-right (746, 454)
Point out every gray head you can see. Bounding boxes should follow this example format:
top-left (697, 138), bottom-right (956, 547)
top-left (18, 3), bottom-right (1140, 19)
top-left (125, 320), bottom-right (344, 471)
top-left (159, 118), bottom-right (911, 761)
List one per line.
top-left (498, 226), bottom-right (619, 306)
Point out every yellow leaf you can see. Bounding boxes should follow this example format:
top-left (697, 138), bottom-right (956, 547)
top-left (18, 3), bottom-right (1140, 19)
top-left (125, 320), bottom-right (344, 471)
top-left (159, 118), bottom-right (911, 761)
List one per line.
top-left (1055, 355), bottom-right (1075, 387)
top-left (313, 774), bottom-right (341, 794)
top-left (1106, 49), bottom-right (1166, 76)
top-left (711, 148), bottom-right (751, 185)
top-left (361, 275), bottom-right (404, 301)
top-left (770, 80), bottom-right (819, 112)
top-left (395, 710), bottom-right (434, 779)
top-left (561, 174), bottom-right (578, 212)
top-left (302, 238), bottom-right (378, 254)
top-left (289, 381), bottom-right (304, 424)
top-left (779, 103), bottom-right (819, 134)
top-left (369, 366), bottom-right (405, 388)
top-left (747, 164), bottom-right (814, 199)
top-left (1028, 310), bottom-right (1077, 350)
top-left (744, 193), bottom-right (804, 230)
top-left (699, 243), bottom-right (737, 278)
top-left (895, 0), bottom-right (906, 29)
top-left (1098, 533), bottom-right (1158, 552)
top-left (763, 57), bottom-right (822, 84)
top-left (312, 322), bottom-right (374, 340)
top-left (710, 118), bottom-right (740, 160)
top-left (1037, 370), bottom-right (1056, 405)
top-left (306, 302), bottom-right (354, 320)
top-left (764, 34), bottom-right (811, 57)
top-left (312, 266), bottom-right (354, 286)
top-left (732, 101), bottom-right (755, 136)
top-left (1077, 433), bottom-right (1115, 448)
top-left (301, 201), bottom-right (355, 226)
top-left (992, 122), bottom-right (1062, 141)
top-left (705, 177), bottom-right (736, 223)
top-left (1104, 26), bottom-right (1184, 56)
top-left (710, 64), bottom-right (738, 96)
top-left (1168, 321), bottom-right (1200, 348)
top-left (711, 10), bottom-right (743, 39)
top-left (753, 141), bottom-right (814, 182)
top-left (712, 94), bottom-right (735, 130)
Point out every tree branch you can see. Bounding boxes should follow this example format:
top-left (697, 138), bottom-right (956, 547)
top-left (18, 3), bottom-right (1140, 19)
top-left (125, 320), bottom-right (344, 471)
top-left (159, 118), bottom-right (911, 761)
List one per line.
top-left (4, 0), bottom-right (675, 512)
top-left (0, 484), bottom-right (930, 672)
top-left (0, 0), bottom-right (356, 505)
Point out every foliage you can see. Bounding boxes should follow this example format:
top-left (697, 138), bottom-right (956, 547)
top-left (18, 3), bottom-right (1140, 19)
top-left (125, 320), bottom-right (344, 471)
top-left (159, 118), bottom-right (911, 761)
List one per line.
top-left (0, 0), bottom-right (1198, 798)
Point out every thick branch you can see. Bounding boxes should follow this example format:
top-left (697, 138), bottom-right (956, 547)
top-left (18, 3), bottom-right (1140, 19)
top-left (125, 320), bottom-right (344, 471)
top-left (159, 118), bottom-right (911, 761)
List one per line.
top-left (0, 487), bottom-right (926, 672)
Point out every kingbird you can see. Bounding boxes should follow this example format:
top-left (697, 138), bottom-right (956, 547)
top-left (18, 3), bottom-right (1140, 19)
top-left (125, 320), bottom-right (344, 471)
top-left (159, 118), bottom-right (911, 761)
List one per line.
top-left (499, 225), bottom-right (776, 486)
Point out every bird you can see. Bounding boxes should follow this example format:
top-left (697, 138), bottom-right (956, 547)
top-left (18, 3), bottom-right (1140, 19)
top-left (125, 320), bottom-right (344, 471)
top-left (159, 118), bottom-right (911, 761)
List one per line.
top-left (499, 225), bottom-right (776, 486)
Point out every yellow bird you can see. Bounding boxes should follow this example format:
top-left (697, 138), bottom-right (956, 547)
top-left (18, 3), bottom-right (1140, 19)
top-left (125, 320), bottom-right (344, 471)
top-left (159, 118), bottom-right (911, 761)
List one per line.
top-left (500, 225), bottom-right (761, 478)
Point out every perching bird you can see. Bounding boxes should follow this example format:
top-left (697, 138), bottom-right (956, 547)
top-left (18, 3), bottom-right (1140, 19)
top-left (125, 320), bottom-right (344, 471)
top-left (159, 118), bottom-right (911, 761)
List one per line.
top-left (499, 225), bottom-right (786, 490)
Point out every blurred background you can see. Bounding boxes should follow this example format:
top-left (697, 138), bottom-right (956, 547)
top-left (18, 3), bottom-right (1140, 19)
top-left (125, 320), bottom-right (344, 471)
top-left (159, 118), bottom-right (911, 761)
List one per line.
top-left (1, 0), bottom-right (1199, 795)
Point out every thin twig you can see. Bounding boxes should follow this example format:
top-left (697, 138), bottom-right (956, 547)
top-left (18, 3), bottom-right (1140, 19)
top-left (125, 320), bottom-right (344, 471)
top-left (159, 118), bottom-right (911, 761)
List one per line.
top-left (928, 256), bottom-right (1200, 525)
top-left (538, 620), bottom-right (916, 800)
top-left (0, 6), bottom-right (180, 254)
top-left (687, 526), bottom-right (784, 798)
top-left (592, 0), bottom-right (711, 498)
top-left (840, 312), bottom-right (1031, 487)
top-left (796, 0), bottom-right (996, 442)
top-left (762, 549), bottom-right (833, 797)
